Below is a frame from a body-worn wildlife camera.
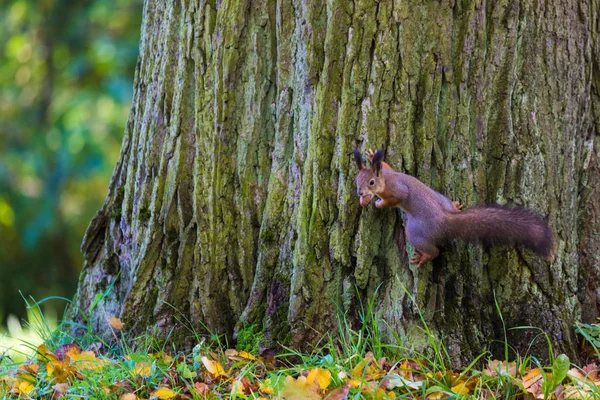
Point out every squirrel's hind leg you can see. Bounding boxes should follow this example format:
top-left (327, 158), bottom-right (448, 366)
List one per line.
top-left (410, 249), bottom-right (439, 268)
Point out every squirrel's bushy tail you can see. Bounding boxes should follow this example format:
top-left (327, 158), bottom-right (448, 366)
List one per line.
top-left (445, 205), bottom-right (554, 258)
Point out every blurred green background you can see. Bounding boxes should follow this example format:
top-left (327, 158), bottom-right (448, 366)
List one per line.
top-left (0, 0), bottom-right (143, 327)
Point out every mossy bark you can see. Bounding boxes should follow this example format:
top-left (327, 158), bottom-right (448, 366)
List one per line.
top-left (70, 0), bottom-right (600, 366)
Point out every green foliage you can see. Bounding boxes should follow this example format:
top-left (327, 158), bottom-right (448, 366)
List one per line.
top-left (575, 322), bottom-right (600, 359)
top-left (236, 324), bottom-right (263, 354)
top-left (0, 0), bottom-right (142, 324)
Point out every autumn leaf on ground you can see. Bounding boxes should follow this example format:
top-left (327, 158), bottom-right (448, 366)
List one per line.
top-left (307, 367), bottom-right (332, 390)
top-left (10, 379), bottom-right (35, 397)
top-left (352, 352), bottom-right (386, 381)
top-left (520, 368), bottom-right (544, 399)
top-left (324, 383), bottom-right (351, 400)
top-left (231, 376), bottom-right (259, 395)
top-left (152, 387), bottom-right (178, 399)
top-left (194, 382), bottom-right (210, 396)
top-left (385, 374), bottom-right (424, 390)
top-left (149, 352), bottom-right (173, 363)
top-left (483, 360), bottom-right (517, 377)
top-left (37, 344), bottom-right (58, 363)
top-left (70, 351), bottom-right (106, 372)
top-left (258, 378), bottom-right (275, 395)
top-left (52, 382), bottom-right (69, 398)
top-left (281, 375), bottom-right (321, 400)
top-left (568, 364), bottom-right (600, 383)
top-left (360, 381), bottom-right (396, 399)
top-left (55, 343), bottom-right (81, 361)
top-left (451, 380), bottom-right (470, 396)
top-left (132, 362), bottom-right (152, 377)
top-left (201, 356), bottom-right (227, 378)
top-left (46, 359), bottom-right (77, 383)
top-left (120, 394), bottom-right (137, 400)
top-left (108, 317), bottom-right (124, 330)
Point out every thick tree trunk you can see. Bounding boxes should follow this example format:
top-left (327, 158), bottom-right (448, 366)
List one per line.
top-left (70, 0), bottom-right (600, 366)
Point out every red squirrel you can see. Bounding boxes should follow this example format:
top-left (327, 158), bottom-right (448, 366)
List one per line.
top-left (354, 149), bottom-right (555, 267)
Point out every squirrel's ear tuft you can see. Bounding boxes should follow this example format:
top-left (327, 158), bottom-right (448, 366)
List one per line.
top-left (353, 148), bottom-right (363, 170)
top-left (372, 150), bottom-right (384, 176)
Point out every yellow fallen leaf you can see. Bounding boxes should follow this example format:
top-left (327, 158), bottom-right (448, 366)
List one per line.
top-left (281, 375), bottom-right (321, 400)
top-left (352, 353), bottom-right (385, 381)
top-left (426, 392), bottom-right (444, 399)
top-left (306, 367), bottom-right (332, 390)
top-left (20, 363), bottom-right (39, 376)
top-left (451, 381), bottom-right (470, 396)
top-left (46, 359), bottom-right (76, 383)
top-left (16, 380), bottom-right (35, 395)
top-left (152, 387), bottom-right (177, 399)
top-left (238, 351), bottom-right (256, 360)
top-left (201, 356), bottom-right (227, 377)
top-left (148, 352), bottom-right (173, 363)
top-left (108, 317), bottom-right (124, 330)
top-left (120, 393), bottom-right (137, 400)
top-left (346, 378), bottom-right (361, 388)
top-left (259, 378), bottom-right (275, 395)
top-left (37, 344), bottom-right (57, 362)
top-left (70, 351), bottom-right (104, 372)
top-left (133, 362), bottom-right (152, 377)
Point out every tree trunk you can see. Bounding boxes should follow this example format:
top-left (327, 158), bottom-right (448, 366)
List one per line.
top-left (70, 0), bottom-right (600, 366)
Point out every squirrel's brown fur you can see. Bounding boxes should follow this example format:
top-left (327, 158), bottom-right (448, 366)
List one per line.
top-left (354, 148), bottom-right (555, 266)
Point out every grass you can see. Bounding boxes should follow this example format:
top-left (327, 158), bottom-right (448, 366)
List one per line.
top-left (1, 292), bottom-right (599, 399)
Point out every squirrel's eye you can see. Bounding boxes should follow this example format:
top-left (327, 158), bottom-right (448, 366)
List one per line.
top-left (369, 179), bottom-right (375, 186)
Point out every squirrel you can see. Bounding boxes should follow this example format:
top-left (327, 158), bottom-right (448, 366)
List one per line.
top-left (353, 148), bottom-right (555, 267)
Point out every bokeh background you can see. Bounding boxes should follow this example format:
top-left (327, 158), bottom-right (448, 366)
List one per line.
top-left (0, 0), bottom-right (143, 332)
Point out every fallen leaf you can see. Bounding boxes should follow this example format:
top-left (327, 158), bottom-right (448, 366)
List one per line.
top-left (133, 362), bottom-right (152, 377)
top-left (346, 378), bottom-right (361, 388)
top-left (46, 359), bottom-right (76, 383)
top-left (281, 375), bottom-right (321, 400)
top-left (451, 381), bottom-right (470, 396)
top-left (324, 384), bottom-right (350, 400)
top-left (239, 351), bottom-right (256, 360)
top-left (352, 353), bottom-right (386, 381)
top-left (307, 367), bottom-right (332, 390)
top-left (55, 343), bottom-right (81, 361)
top-left (193, 381), bottom-right (210, 396)
top-left (239, 377), bottom-right (258, 394)
top-left (120, 394), bottom-right (137, 400)
top-left (37, 344), bottom-right (58, 363)
top-left (52, 382), bottom-right (69, 398)
top-left (152, 387), bottom-right (177, 399)
top-left (259, 378), bottom-right (275, 395)
top-left (520, 368), bottom-right (544, 399)
top-left (70, 351), bottom-right (104, 372)
top-left (483, 360), bottom-right (517, 377)
top-left (385, 374), bottom-right (424, 390)
top-left (108, 317), bottom-right (124, 330)
top-left (225, 349), bottom-right (238, 357)
top-left (15, 380), bottom-right (35, 396)
top-left (201, 356), bottom-right (227, 378)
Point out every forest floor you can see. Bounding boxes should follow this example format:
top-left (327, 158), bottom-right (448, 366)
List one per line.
top-left (1, 302), bottom-right (600, 399)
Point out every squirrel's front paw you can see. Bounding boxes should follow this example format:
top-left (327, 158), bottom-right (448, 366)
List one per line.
top-left (452, 201), bottom-right (463, 211)
top-left (375, 199), bottom-right (385, 208)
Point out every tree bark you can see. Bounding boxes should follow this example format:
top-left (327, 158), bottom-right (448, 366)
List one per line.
top-left (70, 0), bottom-right (600, 366)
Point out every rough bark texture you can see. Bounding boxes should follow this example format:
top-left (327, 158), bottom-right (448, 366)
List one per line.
top-left (70, 0), bottom-right (600, 366)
